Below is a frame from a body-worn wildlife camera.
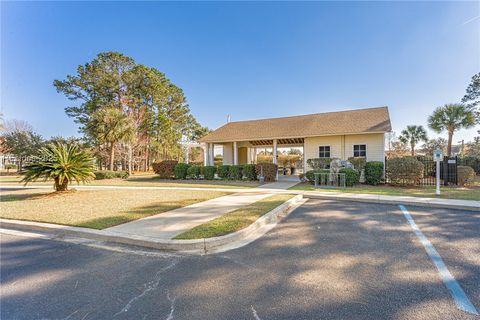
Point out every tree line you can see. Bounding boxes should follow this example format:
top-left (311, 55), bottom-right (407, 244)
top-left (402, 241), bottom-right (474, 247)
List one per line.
top-left (1, 52), bottom-right (209, 173)
top-left (388, 73), bottom-right (480, 158)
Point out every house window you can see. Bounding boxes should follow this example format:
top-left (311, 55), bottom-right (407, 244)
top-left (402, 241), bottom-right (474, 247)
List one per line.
top-left (319, 146), bottom-right (331, 158)
top-left (353, 144), bottom-right (366, 157)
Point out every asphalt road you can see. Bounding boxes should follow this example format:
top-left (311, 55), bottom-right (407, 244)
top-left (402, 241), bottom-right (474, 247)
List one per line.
top-left (1, 200), bottom-right (479, 320)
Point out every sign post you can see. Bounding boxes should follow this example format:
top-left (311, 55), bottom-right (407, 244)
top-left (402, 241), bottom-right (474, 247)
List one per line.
top-left (433, 149), bottom-right (443, 196)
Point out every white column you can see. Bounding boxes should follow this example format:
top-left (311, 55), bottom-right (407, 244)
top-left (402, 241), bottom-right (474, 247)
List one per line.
top-left (253, 147), bottom-right (257, 163)
top-left (209, 143), bottom-right (214, 166)
top-left (303, 140), bottom-right (307, 173)
top-left (233, 141), bottom-right (238, 165)
top-left (273, 139), bottom-right (278, 164)
top-left (203, 144), bottom-right (208, 166)
top-left (273, 139), bottom-right (278, 180)
top-left (185, 146), bottom-right (190, 164)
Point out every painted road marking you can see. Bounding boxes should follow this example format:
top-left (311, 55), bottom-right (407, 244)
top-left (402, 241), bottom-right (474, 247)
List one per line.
top-left (399, 205), bottom-right (479, 315)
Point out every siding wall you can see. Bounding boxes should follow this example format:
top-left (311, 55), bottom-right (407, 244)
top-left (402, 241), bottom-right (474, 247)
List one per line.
top-left (222, 142), bottom-right (233, 165)
top-left (304, 133), bottom-right (385, 170)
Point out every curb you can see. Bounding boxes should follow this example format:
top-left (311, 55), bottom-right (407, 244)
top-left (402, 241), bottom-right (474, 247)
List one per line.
top-left (0, 194), bottom-right (303, 254)
top-left (302, 192), bottom-right (480, 212)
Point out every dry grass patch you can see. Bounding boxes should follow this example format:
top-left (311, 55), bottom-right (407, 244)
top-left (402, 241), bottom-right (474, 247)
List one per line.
top-left (0, 188), bottom-right (229, 229)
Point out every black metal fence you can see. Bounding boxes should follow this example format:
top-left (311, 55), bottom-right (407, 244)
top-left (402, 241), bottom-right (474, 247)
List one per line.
top-left (458, 157), bottom-right (480, 174)
top-left (385, 156), bottom-right (459, 186)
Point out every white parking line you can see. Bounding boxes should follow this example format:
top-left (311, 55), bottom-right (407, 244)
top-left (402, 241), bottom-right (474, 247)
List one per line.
top-left (399, 205), bottom-right (478, 315)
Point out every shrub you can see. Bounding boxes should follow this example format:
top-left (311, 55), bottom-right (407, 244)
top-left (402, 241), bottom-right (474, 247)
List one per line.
top-left (348, 157), bottom-right (366, 171)
top-left (174, 163), bottom-right (190, 179)
top-left (94, 170), bottom-right (129, 180)
top-left (187, 165), bottom-right (201, 179)
top-left (255, 163), bottom-right (278, 182)
top-left (307, 158), bottom-right (334, 170)
top-left (152, 160), bottom-right (178, 179)
top-left (5, 164), bottom-right (17, 171)
top-left (22, 143), bottom-right (95, 192)
top-left (459, 156), bottom-right (480, 174)
top-left (305, 169), bottom-right (330, 184)
top-left (339, 168), bottom-right (360, 187)
top-left (243, 164), bottom-right (257, 181)
top-left (217, 165), bottom-right (231, 179)
top-left (365, 161), bottom-right (384, 185)
top-left (457, 166), bottom-right (475, 186)
top-left (229, 165), bottom-right (244, 180)
top-left (386, 157), bottom-right (424, 185)
top-left (202, 166), bottom-right (217, 180)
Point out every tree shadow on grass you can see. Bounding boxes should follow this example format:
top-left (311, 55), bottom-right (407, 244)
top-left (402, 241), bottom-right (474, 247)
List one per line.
top-left (0, 188), bottom-right (61, 202)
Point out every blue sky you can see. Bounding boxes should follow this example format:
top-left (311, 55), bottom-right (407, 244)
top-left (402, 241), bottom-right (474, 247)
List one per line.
top-left (1, 1), bottom-right (479, 143)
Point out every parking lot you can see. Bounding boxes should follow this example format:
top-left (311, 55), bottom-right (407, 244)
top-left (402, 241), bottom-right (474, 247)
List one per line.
top-left (1, 200), bottom-right (479, 320)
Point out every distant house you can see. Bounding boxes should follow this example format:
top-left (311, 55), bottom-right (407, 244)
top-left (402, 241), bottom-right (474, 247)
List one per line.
top-left (199, 106), bottom-right (392, 174)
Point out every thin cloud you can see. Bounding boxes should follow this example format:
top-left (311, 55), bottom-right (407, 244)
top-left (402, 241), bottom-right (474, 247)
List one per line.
top-left (462, 15), bottom-right (480, 26)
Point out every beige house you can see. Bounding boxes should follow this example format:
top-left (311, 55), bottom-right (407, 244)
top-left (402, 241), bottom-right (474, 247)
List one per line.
top-left (199, 106), bottom-right (392, 175)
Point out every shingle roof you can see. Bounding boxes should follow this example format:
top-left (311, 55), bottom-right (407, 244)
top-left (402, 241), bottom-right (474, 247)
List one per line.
top-left (199, 106), bottom-right (392, 143)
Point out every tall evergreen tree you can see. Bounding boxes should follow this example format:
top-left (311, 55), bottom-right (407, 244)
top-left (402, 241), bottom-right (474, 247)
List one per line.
top-left (54, 52), bottom-right (207, 170)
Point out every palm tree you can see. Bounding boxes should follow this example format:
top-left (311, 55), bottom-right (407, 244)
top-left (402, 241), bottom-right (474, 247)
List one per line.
top-left (398, 125), bottom-right (428, 156)
top-left (22, 143), bottom-right (95, 191)
top-left (428, 103), bottom-right (476, 156)
top-left (91, 107), bottom-right (135, 171)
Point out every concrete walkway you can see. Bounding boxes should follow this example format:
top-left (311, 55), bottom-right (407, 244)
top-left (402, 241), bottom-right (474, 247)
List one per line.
top-left (106, 192), bottom-right (274, 239)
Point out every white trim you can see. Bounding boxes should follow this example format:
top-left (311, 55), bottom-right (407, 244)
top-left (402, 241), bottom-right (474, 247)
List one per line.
top-left (200, 131), bottom-right (390, 144)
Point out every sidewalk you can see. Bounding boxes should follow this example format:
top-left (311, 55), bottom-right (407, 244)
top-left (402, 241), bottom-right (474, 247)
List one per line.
top-left (303, 191), bottom-right (480, 211)
top-left (1, 183), bottom-right (478, 211)
top-left (106, 192), bottom-right (274, 239)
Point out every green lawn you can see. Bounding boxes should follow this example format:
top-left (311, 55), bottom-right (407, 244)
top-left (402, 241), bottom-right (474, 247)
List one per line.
top-left (0, 173), bottom-right (260, 189)
top-left (289, 178), bottom-right (480, 201)
top-left (174, 194), bottom-right (295, 240)
top-left (0, 187), bottom-right (229, 229)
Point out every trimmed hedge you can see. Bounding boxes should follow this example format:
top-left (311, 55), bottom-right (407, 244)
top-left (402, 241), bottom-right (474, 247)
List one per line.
top-left (94, 170), bottom-right (129, 180)
top-left (217, 165), bottom-right (231, 179)
top-left (230, 165), bottom-right (244, 180)
top-left (255, 163), bottom-right (278, 182)
top-left (306, 158), bottom-right (334, 170)
top-left (339, 168), bottom-right (360, 187)
top-left (348, 157), bottom-right (366, 171)
top-left (152, 160), bottom-right (178, 179)
top-left (457, 166), bottom-right (475, 186)
top-left (305, 169), bottom-right (330, 184)
top-left (174, 163), bottom-right (190, 179)
top-left (365, 161), bottom-right (384, 185)
top-left (187, 165), bottom-right (201, 179)
top-left (386, 157), bottom-right (424, 185)
top-left (201, 166), bottom-right (217, 180)
top-left (243, 164), bottom-right (257, 181)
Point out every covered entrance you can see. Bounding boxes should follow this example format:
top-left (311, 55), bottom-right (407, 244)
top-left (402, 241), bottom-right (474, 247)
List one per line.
top-left (203, 138), bottom-right (306, 178)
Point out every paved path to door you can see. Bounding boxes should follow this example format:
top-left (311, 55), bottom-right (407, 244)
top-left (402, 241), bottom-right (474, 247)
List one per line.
top-left (106, 179), bottom-right (297, 239)
top-left (106, 191), bottom-right (273, 239)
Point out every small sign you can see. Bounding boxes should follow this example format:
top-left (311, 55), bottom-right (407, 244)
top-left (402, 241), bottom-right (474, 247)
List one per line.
top-left (433, 149), bottom-right (443, 161)
top-left (448, 159), bottom-right (456, 164)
